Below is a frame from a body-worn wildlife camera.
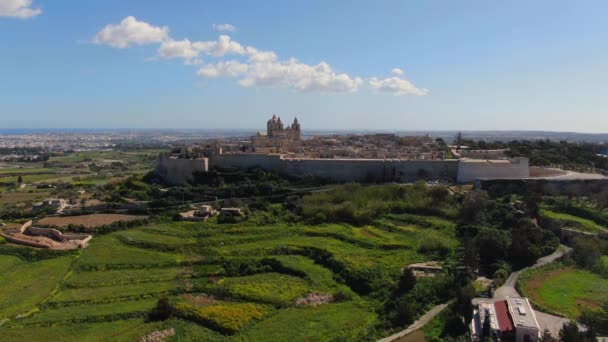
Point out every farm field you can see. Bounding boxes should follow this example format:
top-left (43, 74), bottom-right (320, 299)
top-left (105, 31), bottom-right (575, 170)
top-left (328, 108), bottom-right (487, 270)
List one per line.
top-left (38, 214), bottom-right (148, 229)
top-left (540, 208), bottom-right (608, 234)
top-left (0, 191), bottom-right (51, 205)
top-left (0, 211), bottom-right (457, 341)
top-left (519, 264), bottom-right (608, 318)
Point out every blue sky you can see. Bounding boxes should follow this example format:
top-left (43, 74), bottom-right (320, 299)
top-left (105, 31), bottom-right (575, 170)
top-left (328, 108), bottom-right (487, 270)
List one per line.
top-left (1, 0), bottom-right (607, 132)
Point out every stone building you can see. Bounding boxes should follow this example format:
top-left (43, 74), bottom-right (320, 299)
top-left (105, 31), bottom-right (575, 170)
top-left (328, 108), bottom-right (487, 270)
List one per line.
top-left (251, 115), bottom-right (301, 153)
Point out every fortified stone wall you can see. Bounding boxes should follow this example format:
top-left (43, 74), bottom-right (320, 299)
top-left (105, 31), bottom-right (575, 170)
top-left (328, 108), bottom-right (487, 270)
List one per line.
top-left (157, 153), bottom-right (530, 185)
top-left (278, 158), bottom-right (459, 182)
top-left (156, 156), bottom-right (209, 185)
top-left (457, 158), bottom-right (529, 183)
top-left (209, 153), bottom-right (282, 171)
top-left (478, 178), bottom-right (608, 196)
top-left (210, 154), bottom-right (459, 182)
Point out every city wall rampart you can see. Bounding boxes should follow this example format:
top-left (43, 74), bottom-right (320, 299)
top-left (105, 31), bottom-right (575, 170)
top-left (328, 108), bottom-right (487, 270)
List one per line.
top-left (209, 154), bottom-right (460, 182)
top-left (477, 178), bottom-right (608, 197)
top-left (457, 158), bottom-right (529, 183)
top-left (157, 153), bottom-right (530, 185)
top-left (156, 156), bottom-right (208, 185)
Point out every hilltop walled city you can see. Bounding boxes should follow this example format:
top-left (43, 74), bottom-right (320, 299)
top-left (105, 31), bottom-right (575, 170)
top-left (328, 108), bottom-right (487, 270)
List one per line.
top-left (156, 115), bottom-right (534, 185)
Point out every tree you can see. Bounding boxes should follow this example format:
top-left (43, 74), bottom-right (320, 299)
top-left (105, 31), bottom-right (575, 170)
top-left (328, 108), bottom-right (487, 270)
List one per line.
top-left (523, 191), bottom-right (541, 218)
top-left (539, 328), bottom-right (557, 342)
top-left (395, 269), bottom-right (416, 296)
top-left (460, 191), bottom-right (490, 223)
top-left (455, 132), bottom-right (463, 150)
top-left (391, 296), bottom-right (416, 326)
top-left (559, 321), bottom-right (592, 342)
top-left (147, 297), bottom-right (173, 321)
top-left (482, 313), bottom-right (491, 337)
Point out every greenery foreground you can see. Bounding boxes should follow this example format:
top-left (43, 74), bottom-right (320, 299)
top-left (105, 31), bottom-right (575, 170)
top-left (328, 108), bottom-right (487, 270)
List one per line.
top-left (0, 167), bottom-right (607, 341)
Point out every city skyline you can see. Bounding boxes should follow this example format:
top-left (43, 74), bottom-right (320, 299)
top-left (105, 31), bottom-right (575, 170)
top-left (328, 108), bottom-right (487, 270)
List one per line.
top-left (2, 0), bottom-right (608, 132)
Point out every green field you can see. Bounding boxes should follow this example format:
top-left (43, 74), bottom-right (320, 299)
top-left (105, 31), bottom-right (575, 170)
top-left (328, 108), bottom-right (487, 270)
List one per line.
top-left (519, 264), bottom-right (608, 318)
top-left (0, 255), bottom-right (74, 319)
top-left (0, 209), bottom-right (456, 340)
top-left (540, 209), bottom-right (608, 234)
top-left (0, 191), bottom-right (51, 204)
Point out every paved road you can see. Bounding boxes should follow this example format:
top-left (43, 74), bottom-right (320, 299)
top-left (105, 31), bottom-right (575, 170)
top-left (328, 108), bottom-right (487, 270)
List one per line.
top-left (381, 246), bottom-right (573, 342)
top-left (473, 246), bottom-right (573, 338)
top-left (378, 303), bottom-right (449, 342)
top-left (496, 245), bottom-right (571, 300)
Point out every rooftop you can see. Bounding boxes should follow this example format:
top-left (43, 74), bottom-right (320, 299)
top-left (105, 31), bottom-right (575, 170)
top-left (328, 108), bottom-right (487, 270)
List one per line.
top-left (506, 296), bottom-right (540, 330)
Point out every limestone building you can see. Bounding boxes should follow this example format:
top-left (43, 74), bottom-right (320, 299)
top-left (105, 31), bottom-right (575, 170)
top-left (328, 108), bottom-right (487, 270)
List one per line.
top-left (251, 115), bottom-right (301, 153)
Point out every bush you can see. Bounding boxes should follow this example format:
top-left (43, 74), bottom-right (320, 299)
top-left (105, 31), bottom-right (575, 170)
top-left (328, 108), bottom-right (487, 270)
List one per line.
top-left (147, 297), bottom-right (174, 321)
top-left (300, 183), bottom-right (454, 225)
top-left (175, 302), bottom-right (271, 334)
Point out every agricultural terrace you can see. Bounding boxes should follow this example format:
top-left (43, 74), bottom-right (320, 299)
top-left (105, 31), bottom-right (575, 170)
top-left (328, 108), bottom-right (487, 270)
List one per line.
top-left (518, 263), bottom-right (608, 318)
top-left (38, 214), bottom-right (148, 229)
top-left (0, 184), bottom-right (462, 341)
top-left (539, 209), bottom-right (608, 234)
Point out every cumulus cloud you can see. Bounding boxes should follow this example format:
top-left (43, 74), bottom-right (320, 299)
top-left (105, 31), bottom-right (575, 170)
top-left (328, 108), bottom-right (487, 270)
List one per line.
top-left (237, 59), bottom-right (363, 93)
top-left (95, 17), bottom-right (427, 95)
top-left (212, 23), bottom-right (237, 32)
top-left (391, 68), bottom-right (404, 76)
top-left (368, 76), bottom-right (428, 96)
top-left (245, 47), bottom-right (278, 63)
top-left (195, 35), bottom-right (246, 57)
top-left (197, 60), bottom-right (248, 78)
top-left (93, 16), bottom-right (169, 48)
top-left (158, 39), bottom-right (202, 64)
top-left (0, 0), bottom-right (41, 18)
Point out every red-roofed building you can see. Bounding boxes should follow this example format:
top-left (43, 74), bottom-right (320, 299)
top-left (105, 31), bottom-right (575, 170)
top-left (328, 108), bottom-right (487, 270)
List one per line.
top-left (471, 297), bottom-right (539, 341)
top-left (494, 300), bottom-right (515, 340)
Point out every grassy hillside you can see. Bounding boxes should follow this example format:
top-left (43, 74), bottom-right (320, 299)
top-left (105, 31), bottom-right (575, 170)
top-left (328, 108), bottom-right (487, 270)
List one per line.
top-left (0, 210), bottom-right (457, 340)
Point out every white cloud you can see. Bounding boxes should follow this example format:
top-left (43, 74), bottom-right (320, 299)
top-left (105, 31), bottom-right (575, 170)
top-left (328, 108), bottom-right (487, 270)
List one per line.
top-left (0, 0), bottom-right (41, 18)
top-left (237, 58), bottom-right (363, 93)
top-left (212, 23), bottom-right (237, 32)
top-left (195, 35), bottom-right (245, 57)
top-left (158, 39), bottom-right (202, 64)
top-left (93, 16), bottom-right (169, 48)
top-left (245, 47), bottom-right (278, 63)
top-left (96, 17), bottom-right (427, 95)
top-left (368, 76), bottom-right (428, 96)
top-left (391, 68), bottom-right (404, 76)
top-left (197, 60), bottom-right (248, 78)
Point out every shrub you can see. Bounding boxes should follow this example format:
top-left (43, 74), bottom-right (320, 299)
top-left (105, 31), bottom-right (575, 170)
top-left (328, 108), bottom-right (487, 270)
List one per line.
top-left (147, 297), bottom-right (174, 321)
top-left (175, 302), bottom-right (271, 334)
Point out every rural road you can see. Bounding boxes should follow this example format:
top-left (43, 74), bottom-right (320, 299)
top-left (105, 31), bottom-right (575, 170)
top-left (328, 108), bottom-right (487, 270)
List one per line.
top-left (473, 245), bottom-right (573, 338)
top-left (379, 246), bottom-right (572, 342)
top-left (493, 245), bottom-right (571, 301)
top-left (377, 303), bottom-right (449, 342)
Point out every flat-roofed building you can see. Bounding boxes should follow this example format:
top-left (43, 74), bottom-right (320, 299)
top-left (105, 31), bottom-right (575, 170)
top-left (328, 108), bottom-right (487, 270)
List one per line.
top-left (507, 296), bottom-right (540, 342)
top-left (471, 296), bottom-right (540, 342)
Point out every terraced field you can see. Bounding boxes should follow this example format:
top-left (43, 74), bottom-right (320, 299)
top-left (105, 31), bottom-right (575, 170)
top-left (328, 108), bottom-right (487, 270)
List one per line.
top-left (540, 208), bottom-right (608, 234)
top-left (0, 215), bottom-right (457, 341)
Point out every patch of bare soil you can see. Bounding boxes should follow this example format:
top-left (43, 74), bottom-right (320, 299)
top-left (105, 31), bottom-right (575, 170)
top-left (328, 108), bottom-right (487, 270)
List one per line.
top-left (140, 328), bottom-right (175, 342)
top-left (183, 294), bottom-right (217, 307)
top-left (38, 214), bottom-right (147, 228)
top-left (295, 293), bottom-right (334, 306)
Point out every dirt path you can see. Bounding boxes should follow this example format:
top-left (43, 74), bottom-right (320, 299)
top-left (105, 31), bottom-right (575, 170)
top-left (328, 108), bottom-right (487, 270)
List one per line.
top-left (377, 303), bottom-right (449, 342)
